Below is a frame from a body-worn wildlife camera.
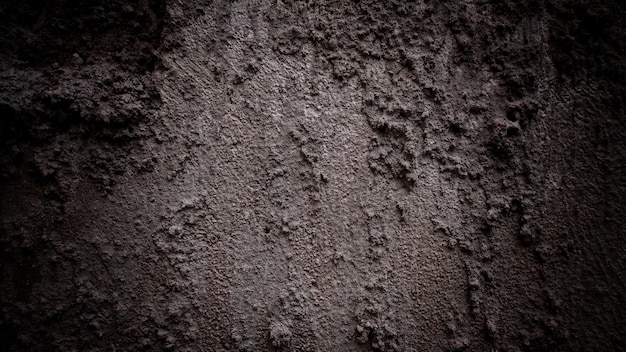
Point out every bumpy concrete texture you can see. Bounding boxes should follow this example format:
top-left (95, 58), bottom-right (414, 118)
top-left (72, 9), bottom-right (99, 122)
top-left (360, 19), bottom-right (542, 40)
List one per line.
top-left (1, 0), bottom-right (625, 351)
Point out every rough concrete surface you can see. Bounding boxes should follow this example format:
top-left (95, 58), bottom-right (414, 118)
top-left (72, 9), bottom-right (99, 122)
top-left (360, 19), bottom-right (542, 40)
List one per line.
top-left (1, 0), bottom-right (625, 351)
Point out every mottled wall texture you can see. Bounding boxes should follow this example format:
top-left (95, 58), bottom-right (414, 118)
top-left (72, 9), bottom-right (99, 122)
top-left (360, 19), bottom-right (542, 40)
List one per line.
top-left (1, 1), bottom-right (625, 351)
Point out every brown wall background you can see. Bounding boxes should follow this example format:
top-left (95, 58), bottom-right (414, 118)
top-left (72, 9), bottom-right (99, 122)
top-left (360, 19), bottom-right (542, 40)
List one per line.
top-left (1, 1), bottom-right (625, 351)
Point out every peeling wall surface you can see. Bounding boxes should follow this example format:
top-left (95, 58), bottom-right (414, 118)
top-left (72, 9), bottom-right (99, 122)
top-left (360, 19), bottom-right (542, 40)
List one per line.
top-left (1, 1), bottom-right (625, 351)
